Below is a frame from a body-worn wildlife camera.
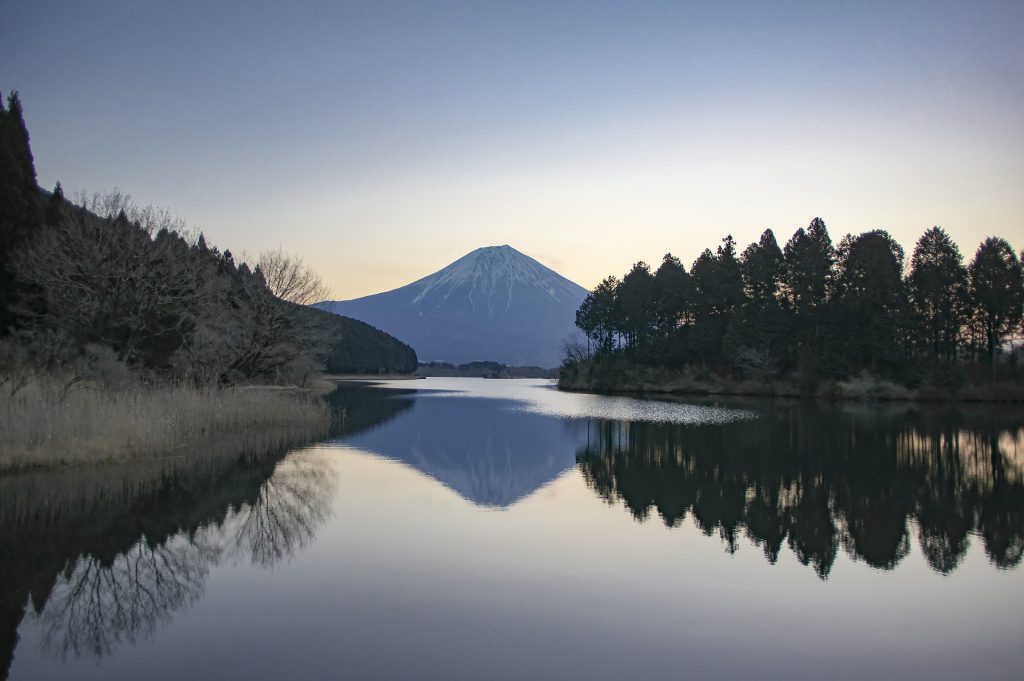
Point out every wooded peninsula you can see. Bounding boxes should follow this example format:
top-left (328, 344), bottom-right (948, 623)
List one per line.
top-left (563, 219), bottom-right (1024, 401)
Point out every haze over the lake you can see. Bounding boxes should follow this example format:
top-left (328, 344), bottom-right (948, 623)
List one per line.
top-left (3, 0), bottom-right (1022, 297)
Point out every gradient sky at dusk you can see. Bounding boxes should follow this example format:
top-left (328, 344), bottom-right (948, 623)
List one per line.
top-left (3, 1), bottom-right (1023, 298)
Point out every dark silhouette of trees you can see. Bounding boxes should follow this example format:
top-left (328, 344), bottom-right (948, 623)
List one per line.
top-left (834, 230), bottom-right (908, 372)
top-left (652, 254), bottom-right (692, 364)
top-left (690, 236), bottom-right (744, 365)
top-left (567, 215), bottom-right (1023, 391)
top-left (908, 227), bottom-right (968, 360)
top-left (742, 229), bottom-right (785, 305)
top-left (616, 262), bottom-right (658, 353)
top-left (783, 218), bottom-right (835, 318)
top-left (731, 229), bottom-right (787, 376)
top-left (576, 276), bottom-right (619, 354)
top-left (968, 237), bottom-right (1023, 363)
top-left (0, 91), bottom-right (42, 334)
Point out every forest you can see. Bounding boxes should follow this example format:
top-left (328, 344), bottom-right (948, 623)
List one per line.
top-left (565, 217), bottom-right (1024, 399)
top-left (0, 90), bottom-right (416, 387)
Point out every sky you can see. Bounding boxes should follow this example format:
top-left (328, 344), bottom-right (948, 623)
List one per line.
top-left (3, 0), bottom-right (1023, 299)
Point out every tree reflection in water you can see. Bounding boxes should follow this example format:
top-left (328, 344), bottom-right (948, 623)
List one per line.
top-left (20, 448), bottom-right (335, 664)
top-left (576, 403), bottom-right (1024, 578)
top-left (202, 450), bottom-right (336, 568)
top-left (38, 535), bottom-right (210, 659)
top-left (0, 382), bottom-right (411, 677)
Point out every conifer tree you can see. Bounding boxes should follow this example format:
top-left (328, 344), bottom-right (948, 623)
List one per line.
top-left (783, 218), bottom-right (835, 317)
top-left (0, 90), bottom-right (43, 333)
top-left (742, 229), bottom-right (784, 305)
top-left (835, 230), bottom-right (908, 370)
top-left (653, 253), bottom-right (691, 338)
top-left (908, 226), bottom-right (968, 359)
top-left (968, 238), bottom-right (1023, 363)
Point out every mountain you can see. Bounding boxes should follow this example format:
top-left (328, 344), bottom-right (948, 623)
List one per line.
top-left (318, 245), bottom-right (588, 368)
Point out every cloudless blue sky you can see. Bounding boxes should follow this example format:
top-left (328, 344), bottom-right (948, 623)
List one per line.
top-left (4, 1), bottom-right (1022, 296)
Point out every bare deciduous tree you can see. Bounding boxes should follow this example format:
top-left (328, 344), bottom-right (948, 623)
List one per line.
top-left (257, 249), bottom-right (330, 305)
top-left (12, 194), bottom-right (200, 370)
top-left (733, 342), bottom-right (779, 384)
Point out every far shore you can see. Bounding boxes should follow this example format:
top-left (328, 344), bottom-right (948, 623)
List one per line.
top-left (323, 373), bottom-right (425, 382)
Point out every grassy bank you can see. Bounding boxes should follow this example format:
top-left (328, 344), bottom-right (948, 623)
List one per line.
top-left (559, 359), bottom-right (1024, 403)
top-left (0, 379), bottom-right (330, 471)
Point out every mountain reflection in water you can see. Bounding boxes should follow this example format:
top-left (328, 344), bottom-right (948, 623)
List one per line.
top-left (337, 380), bottom-right (1023, 578)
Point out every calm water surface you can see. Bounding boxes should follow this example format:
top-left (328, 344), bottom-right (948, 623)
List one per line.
top-left (2, 378), bottom-right (1022, 680)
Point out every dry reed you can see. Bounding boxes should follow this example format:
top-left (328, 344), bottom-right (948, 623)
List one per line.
top-left (0, 379), bottom-right (330, 471)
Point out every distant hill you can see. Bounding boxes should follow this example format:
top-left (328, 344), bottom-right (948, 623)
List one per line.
top-left (414, 361), bottom-right (555, 379)
top-left (293, 303), bottom-right (417, 374)
top-left (318, 245), bottom-right (588, 368)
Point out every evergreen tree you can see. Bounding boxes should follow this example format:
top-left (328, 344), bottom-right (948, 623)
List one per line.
top-left (741, 229), bottom-right (784, 305)
top-left (907, 226), bottom-right (968, 359)
top-left (968, 237), bottom-right (1023, 363)
top-left (0, 90), bottom-right (43, 333)
top-left (835, 230), bottom-right (908, 371)
top-left (732, 229), bottom-right (788, 372)
top-left (783, 218), bottom-right (835, 317)
top-left (617, 261), bottom-right (658, 351)
top-left (689, 237), bottom-right (744, 366)
top-left (653, 253), bottom-right (691, 337)
top-left (45, 181), bottom-right (66, 225)
top-left (575, 277), bottom-right (619, 354)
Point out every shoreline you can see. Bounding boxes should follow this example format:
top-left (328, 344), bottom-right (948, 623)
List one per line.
top-left (558, 366), bottom-right (1024, 404)
top-left (322, 373), bottom-right (424, 380)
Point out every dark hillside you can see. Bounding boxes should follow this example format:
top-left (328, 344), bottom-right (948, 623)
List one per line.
top-left (0, 91), bottom-right (415, 383)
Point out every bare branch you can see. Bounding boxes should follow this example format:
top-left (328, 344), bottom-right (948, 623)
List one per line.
top-left (257, 249), bottom-right (330, 305)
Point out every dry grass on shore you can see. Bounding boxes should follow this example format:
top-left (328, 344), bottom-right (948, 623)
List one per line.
top-left (0, 379), bottom-right (330, 472)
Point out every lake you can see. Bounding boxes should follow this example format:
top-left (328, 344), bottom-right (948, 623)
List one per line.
top-left (2, 378), bottom-right (1022, 680)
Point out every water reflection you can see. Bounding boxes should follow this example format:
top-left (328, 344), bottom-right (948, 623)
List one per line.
top-left (31, 451), bottom-right (336, 662)
top-left (0, 384), bottom-right (397, 678)
top-left (336, 389), bottom-right (585, 507)
top-left (576, 403), bottom-right (1024, 577)
top-left (3, 380), bottom-right (1023, 679)
top-left (38, 534), bottom-right (209, 659)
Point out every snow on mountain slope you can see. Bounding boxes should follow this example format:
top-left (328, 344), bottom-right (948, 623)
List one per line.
top-left (318, 245), bottom-right (588, 368)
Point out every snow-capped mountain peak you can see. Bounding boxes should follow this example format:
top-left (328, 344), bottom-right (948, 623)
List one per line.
top-left (319, 245), bottom-right (588, 367)
top-left (409, 245), bottom-right (577, 304)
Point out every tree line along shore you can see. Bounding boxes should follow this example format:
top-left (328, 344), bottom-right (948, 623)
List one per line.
top-left (0, 91), bottom-right (416, 470)
top-left (562, 218), bottom-right (1024, 401)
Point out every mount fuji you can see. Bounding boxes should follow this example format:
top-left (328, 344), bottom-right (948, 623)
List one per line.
top-left (318, 245), bottom-right (588, 368)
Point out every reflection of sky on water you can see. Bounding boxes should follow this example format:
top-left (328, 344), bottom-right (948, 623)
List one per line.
top-left (334, 379), bottom-right (754, 508)
top-left (366, 377), bottom-right (757, 424)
